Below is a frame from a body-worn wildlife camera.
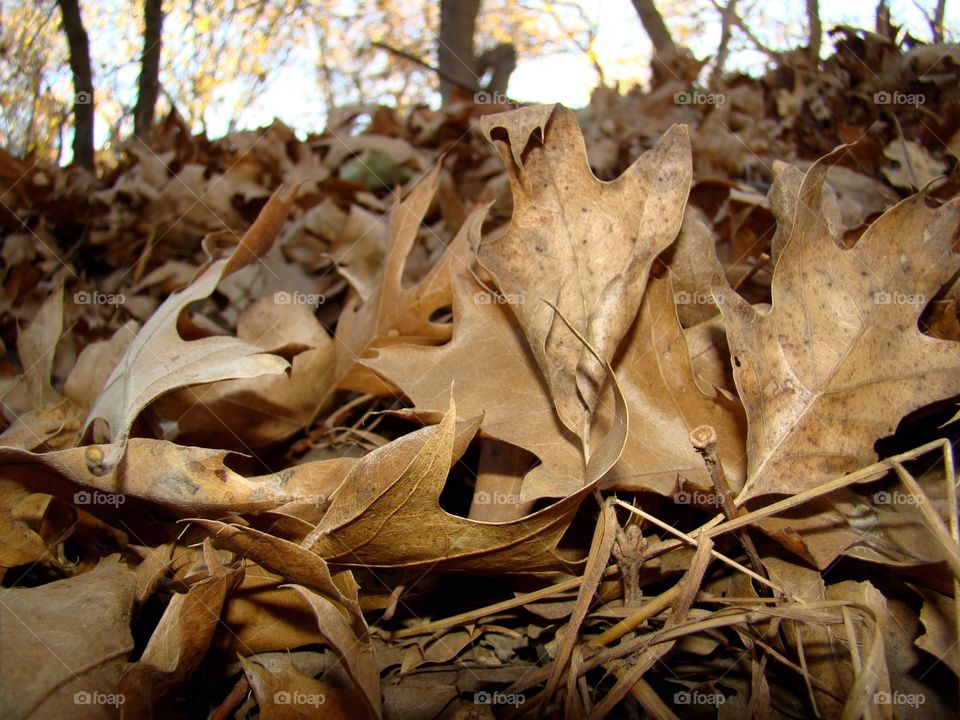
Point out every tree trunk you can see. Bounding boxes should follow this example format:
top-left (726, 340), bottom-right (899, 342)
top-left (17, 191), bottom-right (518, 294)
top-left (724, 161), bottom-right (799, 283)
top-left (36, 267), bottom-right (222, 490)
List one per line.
top-left (875, 1), bottom-right (894, 39)
top-left (711, 0), bottom-right (738, 84)
top-left (438, 0), bottom-right (480, 102)
top-left (134, 0), bottom-right (164, 139)
top-left (56, 0), bottom-right (94, 170)
top-left (806, 0), bottom-right (821, 60)
top-left (931, 0), bottom-right (946, 43)
top-left (630, 0), bottom-right (676, 54)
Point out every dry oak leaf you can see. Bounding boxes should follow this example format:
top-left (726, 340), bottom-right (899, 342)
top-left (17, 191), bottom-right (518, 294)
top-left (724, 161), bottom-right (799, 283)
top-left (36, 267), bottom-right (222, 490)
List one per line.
top-left (119, 540), bottom-right (242, 718)
top-left (82, 185), bottom-right (298, 473)
top-left (331, 162), bottom-right (472, 401)
top-left (0, 558), bottom-right (137, 720)
top-left (290, 585), bottom-right (381, 719)
top-left (240, 655), bottom-right (356, 720)
top-left (0, 438), bottom-right (355, 515)
top-left (367, 269), bottom-right (741, 499)
top-left (716, 149), bottom-right (960, 501)
top-left (364, 267), bottom-right (585, 501)
top-left (601, 274), bottom-right (746, 495)
top-left (151, 298), bottom-right (336, 450)
top-left (304, 395), bottom-right (624, 571)
top-left (474, 104), bottom-right (691, 445)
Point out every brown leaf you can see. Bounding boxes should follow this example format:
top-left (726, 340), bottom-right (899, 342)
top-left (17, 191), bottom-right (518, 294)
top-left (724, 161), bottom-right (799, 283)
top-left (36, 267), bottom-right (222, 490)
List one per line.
top-left (717, 151), bottom-right (960, 500)
top-left (119, 540), bottom-right (242, 717)
top-left (0, 558), bottom-right (136, 719)
top-left (290, 585), bottom-right (380, 719)
top-left (305, 396), bottom-right (621, 570)
top-left (82, 186), bottom-right (298, 473)
top-left (364, 268), bottom-right (585, 501)
top-left (240, 655), bottom-right (355, 720)
top-left (475, 105), bottom-right (691, 443)
top-left (0, 438), bottom-right (353, 515)
top-left (603, 273), bottom-right (747, 495)
top-left (152, 298), bottom-right (337, 449)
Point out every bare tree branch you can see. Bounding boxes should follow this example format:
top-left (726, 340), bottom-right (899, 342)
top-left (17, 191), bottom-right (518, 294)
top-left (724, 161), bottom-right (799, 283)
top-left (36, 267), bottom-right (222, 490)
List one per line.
top-left (134, 0), bottom-right (164, 139)
top-left (806, 0), bottom-right (822, 59)
top-left (712, 0), bottom-right (739, 83)
top-left (630, 0), bottom-right (676, 54)
top-left (55, 0), bottom-right (94, 170)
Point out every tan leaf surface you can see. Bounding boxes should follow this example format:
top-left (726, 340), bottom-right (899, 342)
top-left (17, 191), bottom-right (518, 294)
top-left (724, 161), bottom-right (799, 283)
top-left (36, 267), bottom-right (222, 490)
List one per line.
top-left (475, 104), bottom-right (691, 442)
top-left (305, 396), bottom-right (621, 570)
top-left (290, 585), bottom-right (380, 719)
top-left (363, 268), bottom-right (585, 501)
top-left (716, 152), bottom-right (960, 500)
top-left (0, 438), bottom-right (354, 515)
top-left (82, 186), bottom-right (299, 472)
top-left (603, 274), bottom-right (746, 495)
top-left (152, 298), bottom-right (336, 449)
top-left (240, 655), bottom-right (355, 720)
top-left (331, 163), bottom-right (471, 399)
top-left (0, 558), bottom-right (136, 720)
top-left (914, 586), bottom-right (960, 677)
top-left (119, 540), bottom-right (242, 717)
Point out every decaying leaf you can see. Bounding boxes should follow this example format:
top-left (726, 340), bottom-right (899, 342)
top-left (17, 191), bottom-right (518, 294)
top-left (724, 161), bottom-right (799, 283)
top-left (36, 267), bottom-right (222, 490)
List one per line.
top-left (0, 559), bottom-right (137, 719)
top-left (475, 104), bottom-right (691, 445)
top-left (717, 149), bottom-right (960, 500)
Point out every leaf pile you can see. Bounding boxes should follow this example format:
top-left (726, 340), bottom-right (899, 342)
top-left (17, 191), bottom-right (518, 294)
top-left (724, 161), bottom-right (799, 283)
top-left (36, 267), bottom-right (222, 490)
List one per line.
top-left (2, 31), bottom-right (960, 720)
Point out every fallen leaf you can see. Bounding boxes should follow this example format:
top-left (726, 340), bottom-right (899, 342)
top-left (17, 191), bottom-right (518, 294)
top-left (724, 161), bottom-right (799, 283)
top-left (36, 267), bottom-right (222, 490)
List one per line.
top-left (0, 558), bottom-right (136, 719)
top-left (82, 186), bottom-right (299, 473)
top-left (475, 105), bottom-right (691, 444)
top-left (716, 151), bottom-right (960, 500)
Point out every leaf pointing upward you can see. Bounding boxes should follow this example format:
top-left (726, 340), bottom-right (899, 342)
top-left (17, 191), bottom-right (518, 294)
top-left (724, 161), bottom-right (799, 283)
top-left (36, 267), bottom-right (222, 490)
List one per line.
top-left (717, 151), bottom-right (960, 501)
top-left (475, 105), bottom-right (691, 446)
top-left (82, 186), bottom-right (297, 474)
